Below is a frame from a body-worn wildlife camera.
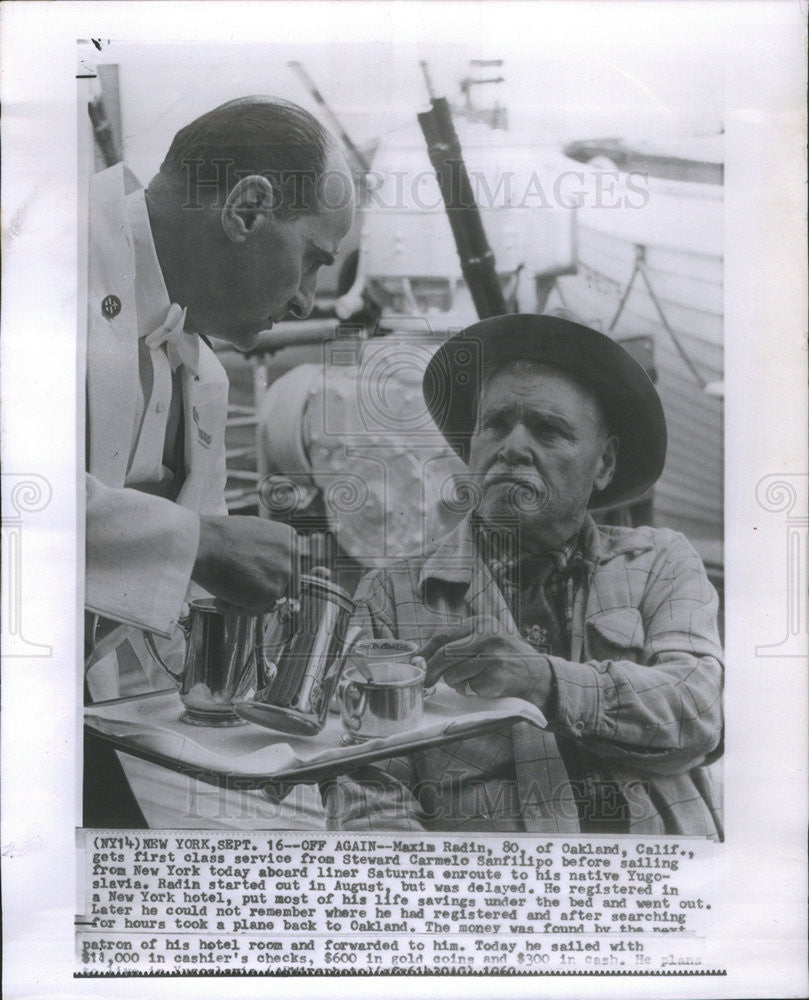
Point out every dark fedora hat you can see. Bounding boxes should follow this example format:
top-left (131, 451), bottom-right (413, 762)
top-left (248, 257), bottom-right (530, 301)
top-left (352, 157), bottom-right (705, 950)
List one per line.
top-left (422, 314), bottom-right (667, 509)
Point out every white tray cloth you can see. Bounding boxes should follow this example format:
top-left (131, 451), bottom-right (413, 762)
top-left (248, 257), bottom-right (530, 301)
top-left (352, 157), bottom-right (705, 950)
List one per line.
top-left (85, 687), bottom-right (547, 782)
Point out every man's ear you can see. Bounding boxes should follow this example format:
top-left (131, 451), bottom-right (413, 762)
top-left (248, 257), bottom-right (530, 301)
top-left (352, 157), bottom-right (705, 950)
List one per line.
top-left (593, 434), bottom-right (619, 493)
top-left (221, 175), bottom-right (276, 243)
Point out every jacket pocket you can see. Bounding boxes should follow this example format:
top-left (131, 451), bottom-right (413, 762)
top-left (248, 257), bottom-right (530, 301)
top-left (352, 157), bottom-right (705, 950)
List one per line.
top-left (585, 607), bottom-right (645, 661)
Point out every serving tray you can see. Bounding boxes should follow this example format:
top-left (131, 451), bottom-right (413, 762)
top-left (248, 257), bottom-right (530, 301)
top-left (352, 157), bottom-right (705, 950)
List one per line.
top-left (85, 687), bottom-right (547, 798)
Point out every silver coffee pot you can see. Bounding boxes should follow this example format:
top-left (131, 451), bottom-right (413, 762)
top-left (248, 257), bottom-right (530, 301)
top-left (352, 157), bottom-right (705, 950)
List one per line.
top-left (241, 567), bottom-right (359, 735)
top-left (146, 568), bottom-right (358, 734)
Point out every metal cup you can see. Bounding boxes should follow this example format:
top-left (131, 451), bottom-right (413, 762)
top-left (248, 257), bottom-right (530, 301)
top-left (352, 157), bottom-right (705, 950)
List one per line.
top-left (350, 638), bottom-right (419, 672)
top-left (338, 659), bottom-right (426, 742)
top-left (145, 599), bottom-right (257, 726)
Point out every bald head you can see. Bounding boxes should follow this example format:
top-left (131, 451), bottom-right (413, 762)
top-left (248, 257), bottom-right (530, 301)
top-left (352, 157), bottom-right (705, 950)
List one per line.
top-left (149, 95), bottom-right (348, 218)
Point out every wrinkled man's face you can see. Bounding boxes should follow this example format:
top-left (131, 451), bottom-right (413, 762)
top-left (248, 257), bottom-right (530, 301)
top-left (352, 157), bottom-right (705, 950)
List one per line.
top-left (468, 364), bottom-right (618, 550)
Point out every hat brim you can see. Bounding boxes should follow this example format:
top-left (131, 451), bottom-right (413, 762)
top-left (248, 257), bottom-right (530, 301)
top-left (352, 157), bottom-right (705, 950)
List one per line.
top-left (422, 314), bottom-right (667, 510)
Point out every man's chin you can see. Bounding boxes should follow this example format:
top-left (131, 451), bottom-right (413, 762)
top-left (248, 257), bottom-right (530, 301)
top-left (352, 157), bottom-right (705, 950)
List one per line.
top-left (240, 328), bottom-right (265, 351)
top-left (209, 326), bottom-right (264, 352)
top-left (476, 497), bottom-right (547, 534)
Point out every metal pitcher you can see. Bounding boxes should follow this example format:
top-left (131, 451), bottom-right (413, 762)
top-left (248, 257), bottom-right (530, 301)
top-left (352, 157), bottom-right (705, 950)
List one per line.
top-left (235, 568), bottom-right (359, 736)
top-left (145, 599), bottom-right (258, 727)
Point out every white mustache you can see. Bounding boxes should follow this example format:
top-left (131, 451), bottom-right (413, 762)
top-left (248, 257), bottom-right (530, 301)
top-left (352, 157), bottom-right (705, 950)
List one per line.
top-left (484, 465), bottom-right (544, 487)
top-left (482, 466), bottom-right (549, 512)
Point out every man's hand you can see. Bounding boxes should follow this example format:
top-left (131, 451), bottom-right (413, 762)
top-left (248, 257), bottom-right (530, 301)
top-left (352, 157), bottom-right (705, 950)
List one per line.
top-left (418, 615), bottom-right (554, 710)
top-left (191, 515), bottom-right (297, 613)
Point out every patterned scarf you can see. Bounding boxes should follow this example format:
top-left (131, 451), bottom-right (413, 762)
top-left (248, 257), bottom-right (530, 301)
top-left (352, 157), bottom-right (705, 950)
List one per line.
top-left (478, 523), bottom-right (585, 656)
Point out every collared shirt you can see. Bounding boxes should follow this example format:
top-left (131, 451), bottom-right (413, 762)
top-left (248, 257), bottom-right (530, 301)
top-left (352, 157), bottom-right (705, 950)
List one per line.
top-left (324, 514), bottom-right (724, 836)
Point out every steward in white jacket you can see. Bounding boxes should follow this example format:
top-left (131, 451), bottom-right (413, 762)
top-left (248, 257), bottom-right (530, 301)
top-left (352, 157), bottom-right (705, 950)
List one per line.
top-left (84, 97), bottom-right (354, 824)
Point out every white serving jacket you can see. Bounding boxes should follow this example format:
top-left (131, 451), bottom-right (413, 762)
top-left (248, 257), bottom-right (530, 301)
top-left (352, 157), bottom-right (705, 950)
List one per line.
top-left (84, 165), bottom-right (325, 827)
top-left (86, 163), bottom-right (229, 645)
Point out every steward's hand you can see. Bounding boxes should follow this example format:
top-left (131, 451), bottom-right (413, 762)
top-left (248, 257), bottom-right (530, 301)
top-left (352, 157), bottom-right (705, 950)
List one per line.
top-left (192, 515), bottom-right (297, 613)
top-left (418, 615), bottom-right (554, 710)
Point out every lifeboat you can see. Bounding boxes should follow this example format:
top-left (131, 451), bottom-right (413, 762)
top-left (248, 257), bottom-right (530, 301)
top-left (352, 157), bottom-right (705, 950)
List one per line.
top-left (548, 134), bottom-right (724, 560)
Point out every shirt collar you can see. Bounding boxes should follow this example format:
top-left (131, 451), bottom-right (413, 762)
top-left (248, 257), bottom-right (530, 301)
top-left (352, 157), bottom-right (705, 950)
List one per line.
top-left (544, 532), bottom-right (580, 574)
top-left (481, 516), bottom-right (581, 582)
top-left (418, 512), bottom-right (655, 593)
top-left (126, 188), bottom-right (173, 339)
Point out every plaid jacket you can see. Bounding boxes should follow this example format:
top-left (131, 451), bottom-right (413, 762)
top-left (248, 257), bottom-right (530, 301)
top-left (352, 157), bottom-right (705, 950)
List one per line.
top-left (324, 515), bottom-right (724, 837)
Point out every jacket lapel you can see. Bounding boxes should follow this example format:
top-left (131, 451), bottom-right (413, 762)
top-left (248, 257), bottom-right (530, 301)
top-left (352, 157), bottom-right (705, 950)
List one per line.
top-left (86, 164), bottom-right (139, 486)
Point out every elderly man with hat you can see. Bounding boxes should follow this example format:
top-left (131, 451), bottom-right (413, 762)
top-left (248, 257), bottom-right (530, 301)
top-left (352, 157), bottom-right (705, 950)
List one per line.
top-left (324, 314), bottom-right (723, 836)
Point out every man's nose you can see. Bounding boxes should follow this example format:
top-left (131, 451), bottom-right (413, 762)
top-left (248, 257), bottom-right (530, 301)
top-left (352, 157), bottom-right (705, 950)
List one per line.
top-left (286, 279), bottom-right (316, 320)
top-left (498, 423), bottom-right (534, 465)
